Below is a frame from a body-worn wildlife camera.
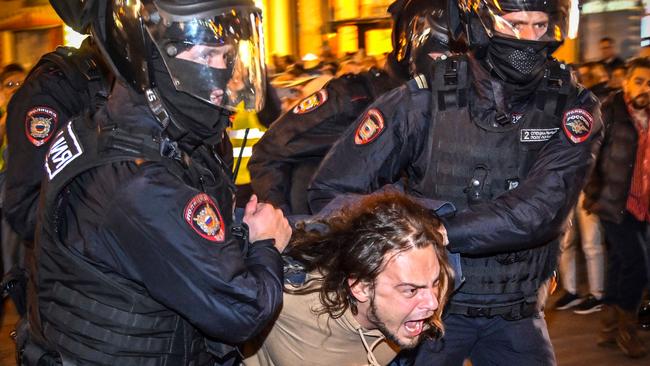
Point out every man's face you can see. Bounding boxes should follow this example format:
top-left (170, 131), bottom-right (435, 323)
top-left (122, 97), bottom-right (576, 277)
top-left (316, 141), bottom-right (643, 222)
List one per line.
top-left (175, 44), bottom-right (235, 105)
top-left (495, 11), bottom-right (549, 41)
top-left (610, 68), bottom-right (626, 89)
top-left (599, 40), bottom-right (615, 60)
top-left (364, 246), bottom-right (441, 349)
top-left (1, 71), bottom-right (25, 101)
top-left (577, 66), bottom-right (591, 85)
top-left (624, 67), bottom-right (650, 110)
top-left (176, 44), bottom-right (234, 69)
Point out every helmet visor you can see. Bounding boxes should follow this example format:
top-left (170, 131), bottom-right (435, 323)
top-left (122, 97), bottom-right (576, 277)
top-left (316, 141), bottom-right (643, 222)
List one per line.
top-left (461, 0), bottom-right (578, 42)
top-left (146, 5), bottom-right (266, 112)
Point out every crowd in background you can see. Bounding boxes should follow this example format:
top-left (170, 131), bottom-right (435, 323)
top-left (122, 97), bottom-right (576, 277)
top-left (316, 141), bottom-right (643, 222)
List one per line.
top-left (268, 47), bottom-right (388, 112)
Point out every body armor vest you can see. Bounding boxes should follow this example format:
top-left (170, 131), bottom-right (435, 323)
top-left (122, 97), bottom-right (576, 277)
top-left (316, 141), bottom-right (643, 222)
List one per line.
top-left (32, 39), bottom-right (112, 114)
top-left (410, 55), bottom-right (575, 309)
top-left (27, 115), bottom-right (235, 365)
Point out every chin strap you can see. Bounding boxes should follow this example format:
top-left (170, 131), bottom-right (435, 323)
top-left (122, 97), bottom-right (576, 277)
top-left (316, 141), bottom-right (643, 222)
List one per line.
top-left (144, 87), bottom-right (191, 141)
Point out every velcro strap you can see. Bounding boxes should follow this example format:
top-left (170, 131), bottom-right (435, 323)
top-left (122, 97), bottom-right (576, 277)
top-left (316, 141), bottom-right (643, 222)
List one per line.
top-left (447, 301), bottom-right (537, 320)
top-left (51, 282), bottom-right (177, 330)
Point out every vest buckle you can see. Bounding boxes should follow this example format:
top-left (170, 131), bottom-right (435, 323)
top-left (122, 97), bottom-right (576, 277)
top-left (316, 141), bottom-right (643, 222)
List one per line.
top-left (444, 60), bottom-right (459, 86)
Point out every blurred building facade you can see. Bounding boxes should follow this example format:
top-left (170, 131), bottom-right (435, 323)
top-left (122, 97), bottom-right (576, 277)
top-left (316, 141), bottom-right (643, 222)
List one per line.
top-left (579, 0), bottom-right (647, 61)
top-left (0, 0), bottom-right (64, 68)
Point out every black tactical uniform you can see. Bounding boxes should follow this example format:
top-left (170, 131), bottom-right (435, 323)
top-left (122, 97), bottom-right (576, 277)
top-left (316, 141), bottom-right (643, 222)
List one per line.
top-left (22, 81), bottom-right (282, 366)
top-left (19, 1), bottom-right (286, 365)
top-left (4, 38), bottom-right (111, 241)
top-left (309, 1), bottom-right (603, 363)
top-left (249, 69), bottom-right (401, 214)
top-left (248, 0), bottom-right (459, 215)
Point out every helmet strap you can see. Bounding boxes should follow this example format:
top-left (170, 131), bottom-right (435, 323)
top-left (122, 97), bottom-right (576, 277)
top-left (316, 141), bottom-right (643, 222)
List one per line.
top-left (144, 87), bottom-right (189, 142)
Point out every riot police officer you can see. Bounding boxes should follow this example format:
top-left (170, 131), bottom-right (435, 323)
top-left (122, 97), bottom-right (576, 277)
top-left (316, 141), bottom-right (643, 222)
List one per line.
top-left (4, 0), bottom-right (112, 243)
top-left (19, 1), bottom-right (290, 365)
top-left (309, 1), bottom-right (603, 364)
top-left (248, 0), bottom-right (462, 215)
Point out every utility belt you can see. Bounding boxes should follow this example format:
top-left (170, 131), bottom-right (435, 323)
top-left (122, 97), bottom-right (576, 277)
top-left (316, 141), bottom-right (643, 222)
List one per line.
top-left (447, 301), bottom-right (537, 321)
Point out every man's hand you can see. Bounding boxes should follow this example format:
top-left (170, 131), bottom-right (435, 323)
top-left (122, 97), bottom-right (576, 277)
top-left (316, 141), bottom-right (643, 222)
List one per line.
top-left (243, 194), bottom-right (292, 252)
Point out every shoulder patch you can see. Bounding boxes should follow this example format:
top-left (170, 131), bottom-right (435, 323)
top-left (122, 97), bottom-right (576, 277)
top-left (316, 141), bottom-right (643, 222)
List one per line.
top-left (45, 121), bottom-right (83, 180)
top-left (25, 106), bottom-right (58, 147)
top-left (354, 108), bottom-right (385, 145)
top-left (562, 108), bottom-right (593, 144)
top-left (184, 193), bottom-right (225, 242)
top-left (292, 89), bottom-right (328, 115)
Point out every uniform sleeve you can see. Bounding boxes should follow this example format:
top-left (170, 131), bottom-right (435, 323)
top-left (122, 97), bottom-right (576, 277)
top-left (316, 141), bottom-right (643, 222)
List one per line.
top-left (256, 80), bottom-right (282, 127)
top-left (307, 86), bottom-right (425, 213)
top-left (249, 82), bottom-right (347, 213)
top-left (103, 164), bottom-right (283, 343)
top-left (445, 93), bottom-right (604, 255)
top-left (4, 69), bottom-right (81, 241)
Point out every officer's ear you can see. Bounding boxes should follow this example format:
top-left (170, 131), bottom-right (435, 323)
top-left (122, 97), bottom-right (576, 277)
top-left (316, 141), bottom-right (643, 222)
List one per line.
top-left (348, 278), bottom-right (371, 303)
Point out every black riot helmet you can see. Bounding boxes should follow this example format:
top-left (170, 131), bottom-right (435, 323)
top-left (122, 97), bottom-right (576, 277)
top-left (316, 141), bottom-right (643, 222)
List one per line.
top-left (92, 0), bottom-right (266, 113)
top-left (451, 0), bottom-right (579, 84)
top-left (452, 0), bottom-right (578, 51)
top-left (50, 0), bottom-right (100, 34)
top-left (387, 0), bottom-right (463, 79)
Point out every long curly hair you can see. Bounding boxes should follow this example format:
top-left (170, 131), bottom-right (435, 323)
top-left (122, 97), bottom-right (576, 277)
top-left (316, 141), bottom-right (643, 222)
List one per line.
top-left (285, 192), bottom-right (454, 336)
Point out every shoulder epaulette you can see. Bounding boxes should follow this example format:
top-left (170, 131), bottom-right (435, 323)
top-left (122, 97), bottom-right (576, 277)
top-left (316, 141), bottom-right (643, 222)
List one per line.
top-left (407, 74), bottom-right (429, 92)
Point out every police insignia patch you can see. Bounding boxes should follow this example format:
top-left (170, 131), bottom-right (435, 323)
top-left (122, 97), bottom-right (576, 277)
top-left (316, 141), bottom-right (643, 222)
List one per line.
top-left (354, 108), bottom-right (385, 145)
top-left (292, 89), bottom-right (328, 114)
top-left (25, 106), bottom-right (57, 147)
top-left (562, 109), bottom-right (593, 144)
top-left (184, 193), bottom-right (225, 242)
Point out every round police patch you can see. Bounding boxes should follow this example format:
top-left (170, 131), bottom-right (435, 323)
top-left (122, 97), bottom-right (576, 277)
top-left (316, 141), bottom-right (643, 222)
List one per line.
top-left (292, 89), bottom-right (328, 114)
top-left (25, 106), bottom-right (57, 147)
top-left (354, 108), bottom-right (385, 145)
top-left (562, 108), bottom-right (593, 144)
top-left (184, 193), bottom-right (225, 242)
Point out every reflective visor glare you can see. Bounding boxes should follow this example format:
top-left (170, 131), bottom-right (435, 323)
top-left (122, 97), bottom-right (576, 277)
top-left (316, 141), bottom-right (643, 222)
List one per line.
top-left (148, 8), bottom-right (266, 112)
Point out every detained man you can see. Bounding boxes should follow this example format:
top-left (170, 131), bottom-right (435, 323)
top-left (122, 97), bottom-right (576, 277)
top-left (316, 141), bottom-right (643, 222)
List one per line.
top-left (243, 192), bottom-right (454, 366)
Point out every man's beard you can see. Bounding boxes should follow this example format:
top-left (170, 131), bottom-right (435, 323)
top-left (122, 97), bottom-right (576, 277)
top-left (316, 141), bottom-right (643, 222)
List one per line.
top-left (366, 294), bottom-right (437, 350)
top-left (631, 93), bottom-right (650, 110)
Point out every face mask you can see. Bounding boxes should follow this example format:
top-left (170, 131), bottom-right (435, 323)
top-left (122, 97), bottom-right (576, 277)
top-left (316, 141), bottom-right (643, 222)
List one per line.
top-left (166, 58), bottom-right (234, 106)
top-left (487, 36), bottom-right (549, 84)
top-left (152, 57), bottom-right (230, 143)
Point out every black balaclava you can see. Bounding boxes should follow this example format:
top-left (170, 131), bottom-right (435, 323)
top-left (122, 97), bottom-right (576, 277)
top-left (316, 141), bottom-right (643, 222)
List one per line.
top-left (151, 56), bottom-right (230, 148)
top-left (486, 36), bottom-right (550, 85)
top-left (480, 36), bottom-right (550, 107)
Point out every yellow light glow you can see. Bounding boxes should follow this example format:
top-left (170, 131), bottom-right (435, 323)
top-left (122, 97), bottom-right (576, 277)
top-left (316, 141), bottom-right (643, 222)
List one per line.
top-left (553, 37), bottom-right (576, 64)
top-left (63, 26), bottom-right (88, 48)
top-left (365, 29), bottom-right (392, 56)
top-left (338, 26), bottom-right (359, 55)
top-left (567, 0), bottom-right (580, 39)
top-left (335, 0), bottom-right (360, 20)
top-left (268, 0), bottom-right (291, 57)
top-left (238, 40), bottom-right (252, 67)
top-left (302, 53), bottom-right (318, 62)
